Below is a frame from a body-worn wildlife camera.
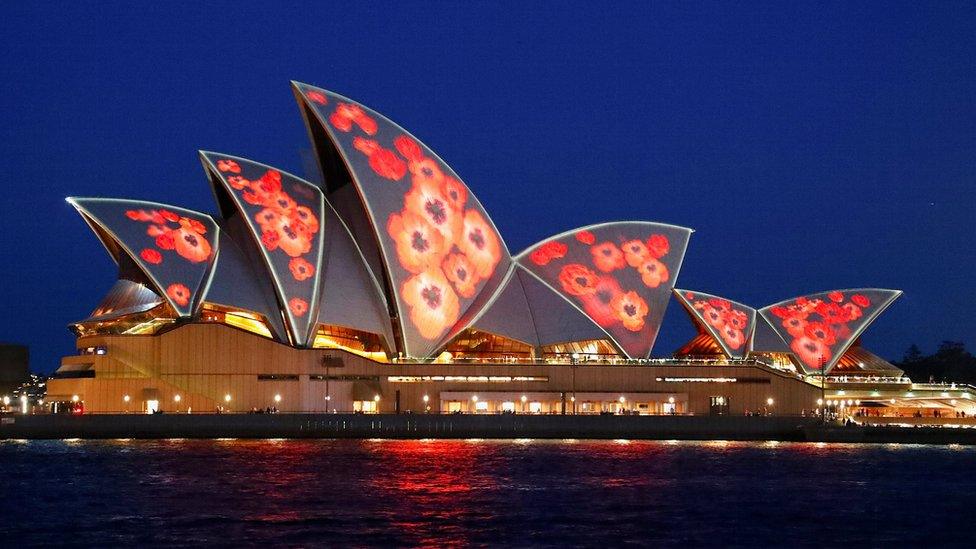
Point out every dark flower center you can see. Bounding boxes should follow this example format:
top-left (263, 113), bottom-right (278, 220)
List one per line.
top-left (422, 285), bottom-right (441, 309)
top-left (456, 268), bottom-right (467, 281)
top-left (469, 228), bottom-right (485, 250)
top-left (411, 231), bottom-right (429, 252)
top-left (624, 304), bottom-right (637, 317)
top-left (184, 234), bottom-right (198, 247)
top-left (283, 225), bottom-right (297, 240)
top-left (422, 166), bottom-right (434, 178)
top-left (602, 248), bottom-right (612, 256)
top-left (425, 199), bottom-right (447, 225)
top-left (575, 276), bottom-right (589, 287)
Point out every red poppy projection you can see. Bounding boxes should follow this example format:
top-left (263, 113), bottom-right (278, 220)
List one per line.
top-left (673, 290), bottom-right (756, 359)
top-left (202, 153), bottom-right (325, 345)
top-left (517, 223), bottom-right (692, 358)
top-left (67, 198), bottom-right (218, 317)
top-left (758, 289), bottom-right (902, 374)
top-left (294, 83), bottom-right (510, 357)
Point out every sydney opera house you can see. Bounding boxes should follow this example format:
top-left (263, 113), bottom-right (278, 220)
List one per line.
top-left (45, 82), bottom-right (975, 419)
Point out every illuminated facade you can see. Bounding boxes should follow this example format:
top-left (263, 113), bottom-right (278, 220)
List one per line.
top-left (45, 82), bottom-right (970, 420)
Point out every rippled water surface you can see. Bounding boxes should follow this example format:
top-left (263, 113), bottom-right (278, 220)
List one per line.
top-left (1, 439), bottom-right (974, 546)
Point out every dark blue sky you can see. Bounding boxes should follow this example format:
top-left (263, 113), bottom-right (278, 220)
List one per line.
top-left (2, 2), bottom-right (974, 373)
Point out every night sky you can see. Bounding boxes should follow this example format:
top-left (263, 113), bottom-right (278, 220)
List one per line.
top-left (2, 2), bottom-right (974, 373)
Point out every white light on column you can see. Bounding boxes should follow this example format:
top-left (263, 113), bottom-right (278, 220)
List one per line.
top-left (274, 394), bottom-right (282, 403)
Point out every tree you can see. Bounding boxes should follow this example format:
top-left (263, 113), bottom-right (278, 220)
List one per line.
top-left (901, 344), bottom-right (923, 364)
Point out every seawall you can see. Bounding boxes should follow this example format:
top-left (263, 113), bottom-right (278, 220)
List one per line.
top-left (3, 414), bottom-right (976, 444)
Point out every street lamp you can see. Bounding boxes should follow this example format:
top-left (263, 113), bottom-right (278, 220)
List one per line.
top-left (20, 395), bottom-right (28, 415)
top-left (274, 394), bottom-right (282, 403)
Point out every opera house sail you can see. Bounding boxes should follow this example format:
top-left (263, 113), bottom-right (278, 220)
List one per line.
top-left (47, 81), bottom-right (939, 419)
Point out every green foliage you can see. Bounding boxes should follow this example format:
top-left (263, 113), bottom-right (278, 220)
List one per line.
top-left (895, 341), bottom-right (976, 384)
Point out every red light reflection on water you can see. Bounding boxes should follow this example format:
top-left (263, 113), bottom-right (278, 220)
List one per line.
top-left (364, 439), bottom-right (494, 545)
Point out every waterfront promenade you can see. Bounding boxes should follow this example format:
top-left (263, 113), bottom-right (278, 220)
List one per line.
top-left (3, 413), bottom-right (976, 444)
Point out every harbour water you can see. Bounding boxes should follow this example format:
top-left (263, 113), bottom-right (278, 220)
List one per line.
top-left (2, 439), bottom-right (973, 546)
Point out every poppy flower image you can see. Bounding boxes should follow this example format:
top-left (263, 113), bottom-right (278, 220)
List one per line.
top-left (702, 304), bottom-right (726, 330)
top-left (402, 268), bottom-right (460, 340)
top-left (306, 91), bottom-right (328, 105)
top-left (216, 159), bottom-right (240, 173)
top-left (591, 242), bottom-right (625, 272)
top-left (387, 210), bottom-right (447, 274)
top-left (782, 314), bottom-right (808, 339)
top-left (458, 209), bottom-right (501, 278)
top-left (261, 229), bottom-right (280, 252)
top-left (611, 291), bottom-right (649, 332)
top-left (353, 136), bottom-right (380, 156)
top-left (272, 217), bottom-right (313, 258)
top-left (440, 176), bottom-right (468, 212)
top-left (289, 257), bottom-right (315, 282)
top-left (404, 178), bottom-right (462, 243)
top-left (804, 321), bottom-right (836, 346)
top-left (575, 230), bottom-right (596, 245)
top-left (621, 239), bottom-right (651, 267)
top-left (290, 206), bottom-right (320, 234)
top-left (558, 264), bottom-right (599, 296)
top-left (173, 227), bottom-right (212, 263)
top-left (529, 241), bottom-right (568, 266)
top-left (721, 325), bottom-right (746, 350)
top-left (288, 298), bottom-right (309, 317)
top-left (166, 283), bottom-right (191, 308)
top-left (637, 258), bottom-right (669, 288)
top-left (580, 276), bottom-right (623, 327)
top-left (646, 234), bottom-right (670, 258)
top-left (394, 135), bottom-right (423, 162)
top-left (791, 335), bottom-right (831, 368)
top-left (368, 147), bottom-right (407, 181)
top-left (442, 253), bottom-right (480, 298)
top-left (140, 248), bottom-right (162, 265)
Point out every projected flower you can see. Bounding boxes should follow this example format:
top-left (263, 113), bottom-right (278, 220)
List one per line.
top-left (297, 84), bottom-right (511, 353)
top-left (518, 223), bottom-right (691, 358)
top-left (356, 133), bottom-right (504, 341)
top-left (124, 209), bottom-right (213, 267)
top-left (684, 292), bottom-right (753, 353)
top-left (768, 291), bottom-right (878, 370)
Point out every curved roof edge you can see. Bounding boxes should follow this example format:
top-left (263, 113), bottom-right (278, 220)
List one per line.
top-left (514, 220), bottom-right (695, 260)
top-left (291, 81), bottom-right (513, 358)
top-left (758, 288), bottom-right (903, 374)
top-left (67, 197), bottom-right (220, 318)
top-left (672, 288), bottom-right (757, 359)
top-left (199, 151), bottom-right (327, 346)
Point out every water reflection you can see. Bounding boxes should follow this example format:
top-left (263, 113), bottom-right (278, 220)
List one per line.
top-left (1, 439), bottom-right (974, 545)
